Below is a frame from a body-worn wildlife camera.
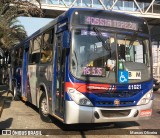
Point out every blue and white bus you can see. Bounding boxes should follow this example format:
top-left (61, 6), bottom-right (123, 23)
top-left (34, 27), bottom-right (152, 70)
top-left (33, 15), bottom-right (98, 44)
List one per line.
top-left (11, 8), bottom-right (153, 124)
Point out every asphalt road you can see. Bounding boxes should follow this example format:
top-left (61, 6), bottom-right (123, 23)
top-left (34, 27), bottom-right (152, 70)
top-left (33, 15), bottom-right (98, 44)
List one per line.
top-left (0, 91), bottom-right (160, 138)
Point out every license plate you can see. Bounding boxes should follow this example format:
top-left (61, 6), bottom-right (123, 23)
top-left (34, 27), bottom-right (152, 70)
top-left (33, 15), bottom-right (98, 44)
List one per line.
top-left (140, 109), bottom-right (152, 117)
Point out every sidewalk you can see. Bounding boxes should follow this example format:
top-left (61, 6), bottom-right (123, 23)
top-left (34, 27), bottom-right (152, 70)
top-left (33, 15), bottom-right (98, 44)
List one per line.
top-left (0, 85), bottom-right (12, 118)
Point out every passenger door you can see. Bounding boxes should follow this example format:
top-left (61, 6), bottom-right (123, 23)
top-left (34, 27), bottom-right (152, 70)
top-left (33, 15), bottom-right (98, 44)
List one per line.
top-left (54, 33), bottom-right (66, 117)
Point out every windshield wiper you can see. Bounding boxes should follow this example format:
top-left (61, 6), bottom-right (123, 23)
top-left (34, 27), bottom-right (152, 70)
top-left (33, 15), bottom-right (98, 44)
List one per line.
top-left (93, 27), bottom-right (111, 51)
top-left (74, 50), bottom-right (78, 67)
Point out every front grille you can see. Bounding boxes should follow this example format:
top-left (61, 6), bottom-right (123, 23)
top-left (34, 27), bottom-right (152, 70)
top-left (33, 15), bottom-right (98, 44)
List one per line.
top-left (94, 90), bottom-right (140, 98)
top-left (96, 101), bottom-right (134, 106)
top-left (101, 110), bottom-right (131, 117)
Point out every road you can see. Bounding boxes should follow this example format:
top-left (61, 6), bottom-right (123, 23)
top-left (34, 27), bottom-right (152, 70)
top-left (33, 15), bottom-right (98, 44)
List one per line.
top-left (0, 91), bottom-right (160, 138)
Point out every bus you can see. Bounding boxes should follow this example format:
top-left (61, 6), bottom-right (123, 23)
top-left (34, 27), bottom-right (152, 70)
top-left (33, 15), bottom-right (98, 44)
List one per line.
top-left (11, 8), bottom-right (153, 124)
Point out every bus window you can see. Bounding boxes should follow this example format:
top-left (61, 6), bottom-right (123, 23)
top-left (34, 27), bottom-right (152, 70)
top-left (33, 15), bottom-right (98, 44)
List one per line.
top-left (15, 47), bottom-right (23, 66)
top-left (15, 49), bottom-right (19, 66)
top-left (19, 48), bottom-right (23, 66)
top-left (29, 41), bottom-right (32, 64)
top-left (117, 34), bottom-right (150, 64)
top-left (40, 30), bottom-right (53, 63)
top-left (29, 35), bottom-right (41, 64)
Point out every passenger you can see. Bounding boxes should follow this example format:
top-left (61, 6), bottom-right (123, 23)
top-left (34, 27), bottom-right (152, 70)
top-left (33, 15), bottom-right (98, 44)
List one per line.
top-left (40, 47), bottom-right (52, 63)
top-left (40, 53), bottom-right (48, 63)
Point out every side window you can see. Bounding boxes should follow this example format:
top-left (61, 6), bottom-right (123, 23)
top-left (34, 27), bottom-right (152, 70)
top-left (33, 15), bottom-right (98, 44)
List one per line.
top-left (29, 41), bottom-right (33, 64)
top-left (15, 49), bottom-right (18, 66)
top-left (40, 29), bottom-right (54, 63)
top-left (29, 35), bottom-right (41, 64)
top-left (19, 48), bottom-right (23, 66)
top-left (15, 47), bottom-right (23, 66)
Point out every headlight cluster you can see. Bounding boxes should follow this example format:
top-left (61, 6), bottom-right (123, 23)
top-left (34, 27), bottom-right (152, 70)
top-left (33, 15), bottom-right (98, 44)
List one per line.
top-left (137, 89), bottom-right (153, 105)
top-left (68, 88), bottom-right (93, 106)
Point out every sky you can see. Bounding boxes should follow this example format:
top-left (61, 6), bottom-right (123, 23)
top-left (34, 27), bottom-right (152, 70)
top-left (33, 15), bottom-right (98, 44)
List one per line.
top-left (17, 17), bottom-right (53, 36)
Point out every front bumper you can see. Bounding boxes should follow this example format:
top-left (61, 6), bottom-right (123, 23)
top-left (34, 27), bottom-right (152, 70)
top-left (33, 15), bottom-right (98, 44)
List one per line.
top-left (65, 100), bottom-right (153, 124)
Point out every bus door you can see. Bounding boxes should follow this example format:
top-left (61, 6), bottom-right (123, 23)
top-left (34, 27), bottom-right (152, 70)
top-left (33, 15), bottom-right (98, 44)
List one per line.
top-left (54, 34), bottom-right (66, 117)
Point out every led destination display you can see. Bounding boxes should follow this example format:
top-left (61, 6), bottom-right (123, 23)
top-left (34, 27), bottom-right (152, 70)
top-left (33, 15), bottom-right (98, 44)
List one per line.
top-left (81, 16), bottom-right (138, 31)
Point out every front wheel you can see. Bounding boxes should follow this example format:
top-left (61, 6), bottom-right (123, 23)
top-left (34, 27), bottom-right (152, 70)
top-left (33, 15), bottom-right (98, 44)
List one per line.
top-left (12, 82), bottom-right (20, 101)
top-left (153, 88), bottom-right (159, 91)
top-left (39, 93), bottom-right (51, 123)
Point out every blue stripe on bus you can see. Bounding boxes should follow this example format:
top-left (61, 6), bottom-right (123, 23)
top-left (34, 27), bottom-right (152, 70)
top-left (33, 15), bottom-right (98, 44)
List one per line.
top-left (65, 80), bottom-right (153, 107)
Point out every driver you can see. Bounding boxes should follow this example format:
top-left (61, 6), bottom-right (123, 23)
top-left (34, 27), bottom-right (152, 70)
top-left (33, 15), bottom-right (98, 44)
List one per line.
top-left (107, 59), bottom-right (116, 71)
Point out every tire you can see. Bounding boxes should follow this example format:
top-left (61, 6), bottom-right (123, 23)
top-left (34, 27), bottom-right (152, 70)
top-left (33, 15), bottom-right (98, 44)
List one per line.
top-left (12, 82), bottom-right (20, 101)
top-left (153, 88), bottom-right (158, 91)
top-left (39, 93), bottom-right (51, 123)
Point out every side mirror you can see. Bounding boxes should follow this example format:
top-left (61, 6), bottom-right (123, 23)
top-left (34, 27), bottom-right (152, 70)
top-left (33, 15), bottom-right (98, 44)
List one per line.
top-left (62, 31), bottom-right (70, 48)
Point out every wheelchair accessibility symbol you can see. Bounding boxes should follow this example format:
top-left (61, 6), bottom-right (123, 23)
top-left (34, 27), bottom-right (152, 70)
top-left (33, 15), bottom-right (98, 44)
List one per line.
top-left (118, 71), bottom-right (128, 83)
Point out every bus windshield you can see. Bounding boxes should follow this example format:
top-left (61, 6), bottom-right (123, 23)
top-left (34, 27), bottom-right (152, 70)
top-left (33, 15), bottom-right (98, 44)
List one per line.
top-left (70, 29), bottom-right (151, 83)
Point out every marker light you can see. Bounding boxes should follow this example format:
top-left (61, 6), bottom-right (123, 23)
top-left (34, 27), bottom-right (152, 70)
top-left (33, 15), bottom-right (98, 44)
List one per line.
top-left (137, 89), bottom-right (153, 105)
top-left (68, 88), bottom-right (93, 106)
top-left (75, 11), bottom-right (78, 15)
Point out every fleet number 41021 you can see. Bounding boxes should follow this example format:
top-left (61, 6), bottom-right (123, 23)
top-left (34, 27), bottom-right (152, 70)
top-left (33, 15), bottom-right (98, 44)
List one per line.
top-left (128, 84), bottom-right (141, 90)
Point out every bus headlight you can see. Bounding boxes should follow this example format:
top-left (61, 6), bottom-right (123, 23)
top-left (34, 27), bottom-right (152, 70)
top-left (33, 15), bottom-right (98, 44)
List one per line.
top-left (68, 88), bottom-right (93, 106)
top-left (137, 90), bottom-right (153, 105)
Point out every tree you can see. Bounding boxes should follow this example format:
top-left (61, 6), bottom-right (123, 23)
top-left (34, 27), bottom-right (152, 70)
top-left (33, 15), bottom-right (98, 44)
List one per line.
top-left (0, 18), bottom-right (27, 49)
top-left (0, 0), bottom-right (43, 49)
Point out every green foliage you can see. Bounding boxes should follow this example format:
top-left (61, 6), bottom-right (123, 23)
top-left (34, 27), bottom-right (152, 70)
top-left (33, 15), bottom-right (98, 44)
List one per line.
top-left (0, 0), bottom-right (43, 49)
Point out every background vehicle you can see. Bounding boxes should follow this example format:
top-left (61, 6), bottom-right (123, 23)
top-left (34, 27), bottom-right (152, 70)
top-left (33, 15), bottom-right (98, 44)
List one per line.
top-left (10, 8), bottom-right (153, 124)
top-left (153, 78), bottom-right (160, 91)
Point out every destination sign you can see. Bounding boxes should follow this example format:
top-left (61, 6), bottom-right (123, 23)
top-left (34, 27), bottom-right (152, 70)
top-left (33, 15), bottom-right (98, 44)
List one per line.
top-left (82, 67), bottom-right (106, 77)
top-left (81, 16), bottom-right (138, 31)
